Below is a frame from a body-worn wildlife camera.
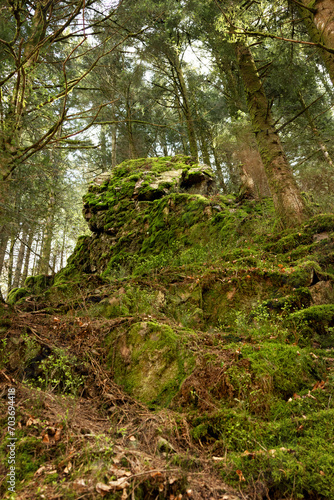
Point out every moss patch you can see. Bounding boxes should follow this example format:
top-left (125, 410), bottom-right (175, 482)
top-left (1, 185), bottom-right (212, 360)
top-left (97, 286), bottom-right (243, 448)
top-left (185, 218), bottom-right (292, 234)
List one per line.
top-left (107, 321), bottom-right (195, 406)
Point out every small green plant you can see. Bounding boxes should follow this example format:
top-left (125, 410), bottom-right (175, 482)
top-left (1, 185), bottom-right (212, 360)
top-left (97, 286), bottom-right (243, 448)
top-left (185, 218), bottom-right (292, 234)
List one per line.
top-left (0, 338), bottom-right (9, 367)
top-left (37, 348), bottom-right (84, 395)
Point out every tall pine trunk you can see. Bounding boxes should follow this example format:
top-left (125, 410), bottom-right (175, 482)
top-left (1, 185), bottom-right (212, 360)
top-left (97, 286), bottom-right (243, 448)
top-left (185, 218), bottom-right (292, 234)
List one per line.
top-left (167, 49), bottom-right (198, 160)
top-left (298, 91), bottom-right (334, 167)
top-left (39, 191), bottom-right (55, 274)
top-left (0, 230), bottom-right (9, 278)
top-left (12, 228), bottom-right (27, 288)
top-left (21, 229), bottom-right (34, 284)
top-left (126, 87), bottom-right (137, 160)
top-left (7, 234), bottom-right (16, 292)
top-left (235, 41), bottom-right (310, 225)
top-left (299, 0), bottom-right (334, 85)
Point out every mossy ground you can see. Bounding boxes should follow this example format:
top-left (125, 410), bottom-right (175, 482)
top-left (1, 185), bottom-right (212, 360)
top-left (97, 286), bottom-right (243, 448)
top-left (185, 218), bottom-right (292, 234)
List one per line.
top-left (3, 157), bottom-right (334, 499)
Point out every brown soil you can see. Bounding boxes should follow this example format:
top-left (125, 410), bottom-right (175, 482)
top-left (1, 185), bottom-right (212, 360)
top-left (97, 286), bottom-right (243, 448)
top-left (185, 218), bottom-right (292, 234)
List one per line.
top-left (0, 308), bottom-right (245, 500)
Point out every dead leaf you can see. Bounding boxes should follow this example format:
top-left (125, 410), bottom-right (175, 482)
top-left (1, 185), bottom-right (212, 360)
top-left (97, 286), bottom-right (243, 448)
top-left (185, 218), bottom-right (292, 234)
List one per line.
top-left (42, 433), bottom-right (50, 444)
top-left (312, 380), bottom-right (325, 391)
top-left (109, 467), bottom-right (131, 478)
top-left (55, 424), bottom-right (63, 442)
top-left (320, 471), bottom-right (325, 476)
top-left (64, 461), bottom-right (72, 474)
top-left (73, 479), bottom-right (87, 492)
top-left (34, 466), bottom-right (46, 476)
top-left (26, 416), bottom-right (40, 426)
top-left (151, 471), bottom-right (163, 478)
top-left (96, 482), bottom-right (113, 495)
top-left (236, 469), bottom-right (245, 481)
top-left (108, 478), bottom-right (130, 490)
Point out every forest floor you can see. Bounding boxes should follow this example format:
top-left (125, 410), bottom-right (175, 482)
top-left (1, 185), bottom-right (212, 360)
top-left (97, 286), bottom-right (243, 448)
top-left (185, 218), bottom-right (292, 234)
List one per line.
top-left (2, 181), bottom-right (334, 499)
top-left (0, 306), bottom-right (245, 500)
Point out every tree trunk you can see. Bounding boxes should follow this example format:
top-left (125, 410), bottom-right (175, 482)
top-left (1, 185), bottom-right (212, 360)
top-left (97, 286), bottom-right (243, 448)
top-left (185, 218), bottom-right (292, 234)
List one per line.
top-left (21, 229), bottom-right (34, 284)
top-left (7, 234), bottom-right (16, 292)
top-left (208, 129), bottom-right (227, 191)
top-left (298, 91), bottom-right (334, 167)
top-left (100, 128), bottom-right (108, 170)
top-left (175, 97), bottom-right (188, 155)
top-left (299, 0), bottom-right (334, 85)
top-left (32, 232), bottom-right (41, 274)
top-left (0, 231), bottom-right (9, 278)
top-left (126, 87), bottom-right (137, 159)
top-left (12, 228), bottom-right (27, 288)
top-left (167, 49), bottom-right (198, 160)
top-left (39, 191), bottom-right (55, 274)
top-left (193, 101), bottom-right (211, 166)
top-left (235, 41), bottom-right (310, 225)
top-left (111, 120), bottom-right (117, 168)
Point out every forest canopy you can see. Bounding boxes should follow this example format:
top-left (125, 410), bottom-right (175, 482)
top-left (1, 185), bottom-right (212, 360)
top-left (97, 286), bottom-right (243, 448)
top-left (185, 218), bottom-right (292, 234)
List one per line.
top-left (1, 0), bottom-right (334, 296)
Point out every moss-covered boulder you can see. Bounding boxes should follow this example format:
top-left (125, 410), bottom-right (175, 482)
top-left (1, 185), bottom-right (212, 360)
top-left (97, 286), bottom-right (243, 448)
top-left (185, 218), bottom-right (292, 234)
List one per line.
top-left (107, 321), bottom-right (195, 406)
top-left (7, 287), bottom-right (29, 305)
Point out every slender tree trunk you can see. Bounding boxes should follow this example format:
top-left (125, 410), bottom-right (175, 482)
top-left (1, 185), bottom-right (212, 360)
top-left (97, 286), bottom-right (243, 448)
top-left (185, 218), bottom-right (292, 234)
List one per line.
top-left (207, 127), bottom-right (227, 191)
top-left (12, 228), bottom-right (27, 288)
top-left (235, 41), bottom-right (310, 225)
top-left (299, 0), bottom-right (334, 85)
top-left (0, 231), bottom-right (9, 277)
top-left (7, 234), bottom-right (16, 292)
top-left (200, 133), bottom-right (211, 166)
top-left (298, 91), bottom-right (334, 167)
top-left (175, 97), bottom-right (188, 154)
top-left (59, 220), bottom-right (67, 270)
top-left (100, 128), bottom-right (108, 170)
top-left (21, 229), bottom-right (34, 284)
top-left (32, 232), bottom-right (41, 274)
top-left (167, 49), bottom-right (198, 159)
top-left (126, 87), bottom-right (137, 159)
top-left (160, 134), bottom-right (168, 156)
top-left (214, 52), bottom-right (247, 115)
top-left (39, 191), bottom-right (55, 274)
top-left (111, 121), bottom-right (117, 168)
top-left (193, 101), bottom-right (211, 166)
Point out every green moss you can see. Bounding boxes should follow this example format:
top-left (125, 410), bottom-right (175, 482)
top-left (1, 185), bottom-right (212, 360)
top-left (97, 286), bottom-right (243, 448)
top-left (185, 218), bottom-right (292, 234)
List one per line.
top-left (107, 321), bottom-right (195, 406)
top-left (258, 287), bottom-right (312, 314)
top-left (289, 305), bottom-right (334, 345)
top-left (7, 287), bottom-right (28, 305)
top-left (221, 410), bottom-right (334, 498)
top-left (24, 274), bottom-right (54, 294)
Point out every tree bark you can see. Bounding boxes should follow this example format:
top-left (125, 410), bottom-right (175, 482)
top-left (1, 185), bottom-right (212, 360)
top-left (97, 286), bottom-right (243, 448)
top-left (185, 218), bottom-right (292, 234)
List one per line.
top-left (39, 191), bottom-right (56, 274)
top-left (126, 98), bottom-right (137, 159)
top-left (7, 234), bottom-right (16, 292)
top-left (111, 120), bottom-right (117, 168)
top-left (299, 0), bottom-right (334, 85)
top-left (166, 48), bottom-right (198, 160)
top-left (0, 231), bottom-right (9, 278)
top-left (12, 228), bottom-right (27, 288)
top-left (298, 91), bottom-right (334, 167)
top-left (21, 229), bottom-right (34, 284)
top-left (235, 41), bottom-right (310, 225)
